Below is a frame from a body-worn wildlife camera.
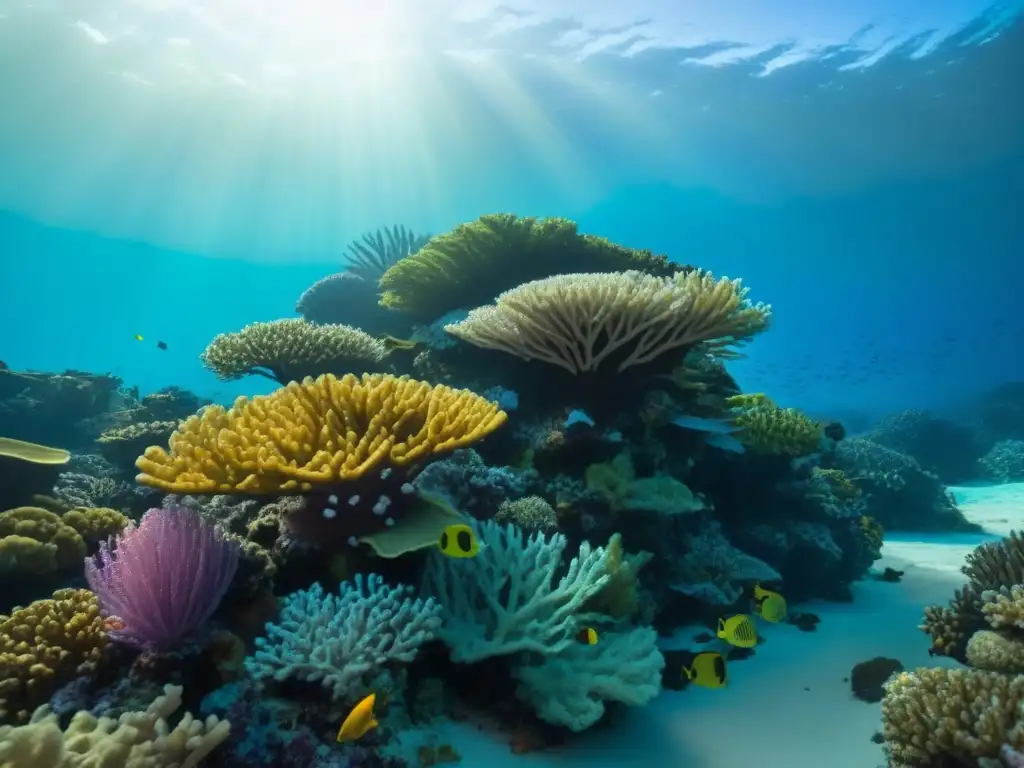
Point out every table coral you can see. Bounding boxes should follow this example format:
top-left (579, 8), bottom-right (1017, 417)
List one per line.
top-left (135, 373), bottom-right (507, 494)
top-left (444, 270), bottom-right (770, 375)
top-left (200, 319), bottom-right (391, 384)
top-left (0, 588), bottom-right (108, 723)
top-left (245, 574), bottom-right (442, 701)
top-left (0, 683), bottom-right (229, 767)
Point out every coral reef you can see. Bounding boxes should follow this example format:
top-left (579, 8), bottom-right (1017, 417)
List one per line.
top-left (865, 409), bottom-right (981, 484)
top-left (96, 421), bottom-right (179, 473)
top-left (886, 530), bottom-right (1024, 765)
top-left (979, 440), bottom-right (1024, 483)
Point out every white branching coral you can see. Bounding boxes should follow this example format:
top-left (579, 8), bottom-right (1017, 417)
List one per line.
top-left (421, 520), bottom-right (611, 662)
top-left (245, 574), bottom-right (442, 700)
top-left (444, 269), bottom-right (770, 374)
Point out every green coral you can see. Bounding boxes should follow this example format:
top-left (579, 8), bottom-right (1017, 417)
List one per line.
top-left (494, 496), bottom-right (558, 532)
top-left (0, 508), bottom-right (85, 576)
top-left (377, 213), bottom-right (678, 320)
top-left (60, 507), bottom-right (129, 548)
top-left (726, 394), bottom-right (822, 456)
top-left (584, 452), bottom-right (705, 515)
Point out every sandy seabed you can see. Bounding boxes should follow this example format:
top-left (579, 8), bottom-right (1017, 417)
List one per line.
top-left (388, 483), bottom-right (1024, 768)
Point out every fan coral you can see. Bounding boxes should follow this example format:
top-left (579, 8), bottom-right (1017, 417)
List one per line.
top-left (135, 373), bottom-right (507, 494)
top-left (445, 270), bottom-right (770, 374)
top-left (421, 519), bottom-right (611, 662)
top-left (343, 224), bottom-right (431, 281)
top-left (246, 575), bottom-right (442, 700)
top-left (0, 683), bottom-right (229, 767)
top-left (85, 506), bottom-right (240, 650)
top-left (378, 213), bottom-right (678, 320)
top-left (0, 589), bottom-right (108, 722)
top-left (200, 319), bottom-right (389, 384)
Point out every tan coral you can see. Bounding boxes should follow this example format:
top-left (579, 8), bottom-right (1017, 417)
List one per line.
top-left (200, 318), bottom-right (389, 384)
top-left (444, 270), bottom-right (770, 375)
top-left (982, 585), bottom-right (1024, 631)
top-left (966, 630), bottom-right (1024, 673)
top-left (0, 508), bottom-right (86, 576)
top-left (882, 666), bottom-right (1024, 766)
top-left (0, 589), bottom-right (108, 723)
top-left (0, 683), bottom-right (229, 767)
top-left (60, 507), bottom-right (129, 547)
top-left (136, 373), bottom-right (508, 494)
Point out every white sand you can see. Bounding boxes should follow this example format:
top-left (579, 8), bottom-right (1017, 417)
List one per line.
top-left (394, 483), bottom-right (1024, 767)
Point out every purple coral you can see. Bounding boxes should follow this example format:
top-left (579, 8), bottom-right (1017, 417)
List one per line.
top-left (85, 506), bottom-right (240, 650)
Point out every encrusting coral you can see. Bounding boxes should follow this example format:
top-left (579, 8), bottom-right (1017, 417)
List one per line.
top-left (246, 574), bottom-right (442, 701)
top-left (444, 270), bottom-right (770, 375)
top-left (96, 421), bottom-right (179, 470)
top-left (135, 373), bottom-right (508, 494)
top-left (378, 213), bottom-right (678, 320)
top-left (0, 507), bottom-right (86, 576)
top-left (199, 318), bottom-right (390, 384)
top-left (0, 683), bottom-right (230, 767)
top-left (0, 589), bottom-right (108, 723)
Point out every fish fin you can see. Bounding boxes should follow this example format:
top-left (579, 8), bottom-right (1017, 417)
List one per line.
top-left (683, 667), bottom-right (694, 681)
top-left (704, 432), bottom-right (747, 453)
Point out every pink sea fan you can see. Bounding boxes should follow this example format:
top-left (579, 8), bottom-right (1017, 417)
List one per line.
top-left (85, 506), bottom-right (240, 651)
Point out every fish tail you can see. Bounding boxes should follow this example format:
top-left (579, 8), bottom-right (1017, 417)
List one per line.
top-left (683, 667), bottom-right (694, 681)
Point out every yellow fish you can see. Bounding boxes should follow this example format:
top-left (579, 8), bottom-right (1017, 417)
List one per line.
top-left (134, 334), bottom-right (144, 341)
top-left (717, 614), bottom-right (758, 648)
top-left (576, 626), bottom-right (598, 645)
top-left (684, 651), bottom-right (727, 689)
top-left (337, 692), bottom-right (377, 743)
top-left (754, 583), bottom-right (787, 623)
top-left (438, 523), bottom-right (479, 558)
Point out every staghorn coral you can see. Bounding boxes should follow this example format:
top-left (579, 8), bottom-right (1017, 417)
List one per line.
top-left (445, 270), bottom-right (770, 375)
top-left (96, 421), bottom-right (179, 471)
top-left (378, 213), bottom-right (679, 320)
top-left (246, 574), bottom-right (441, 701)
top-left (0, 589), bottom-right (108, 723)
top-left (726, 394), bottom-right (822, 456)
top-left (0, 507), bottom-right (85, 576)
top-left (882, 667), bottom-right (1024, 766)
top-left (920, 586), bottom-right (984, 662)
top-left (343, 224), bottom-right (431, 282)
top-left (0, 683), bottom-right (229, 767)
top-left (421, 519), bottom-right (611, 662)
top-left (493, 496), bottom-right (558, 533)
top-left (200, 319), bottom-right (389, 384)
top-left (136, 373), bottom-right (507, 494)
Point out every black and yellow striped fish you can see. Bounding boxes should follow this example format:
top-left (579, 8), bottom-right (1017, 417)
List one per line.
top-left (717, 614), bottom-right (758, 648)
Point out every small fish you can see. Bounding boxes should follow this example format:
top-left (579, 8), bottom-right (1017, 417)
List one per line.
top-left (156, 341), bottom-right (168, 350)
top-left (134, 334), bottom-right (144, 341)
top-left (684, 651), bottom-right (727, 689)
top-left (717, 614), bottom-right (758, 648)
top-left (337, 692), bottom-right (378, 743)
top-left (754, 583), bottom-right (787, 623)
top-left (576, 626), bottom-right (598, 645)
top-left (438, 523), bottom-right (479, 558)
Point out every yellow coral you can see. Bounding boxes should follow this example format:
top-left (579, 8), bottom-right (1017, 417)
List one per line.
top-left (0, 683), bottom-right (229, 767)
top-left (727, 395), bottom-right (822, 456)
top-left (136, 373), bottom-right (508, 494)
top-left (0, 589), bottom-right (108, 723)
top-left (60, 508), bottom-right (129, 547)
top-left (882, 666), bottom-right (1024, 765)
top-left (0, 508), bottom-right (85, 576)
top-left (860, 515), bottom-right (884, 552)
top-left (981, 585), bottom-right (1024, 631)
top-left (816, 468), bottom-right (861, 499)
